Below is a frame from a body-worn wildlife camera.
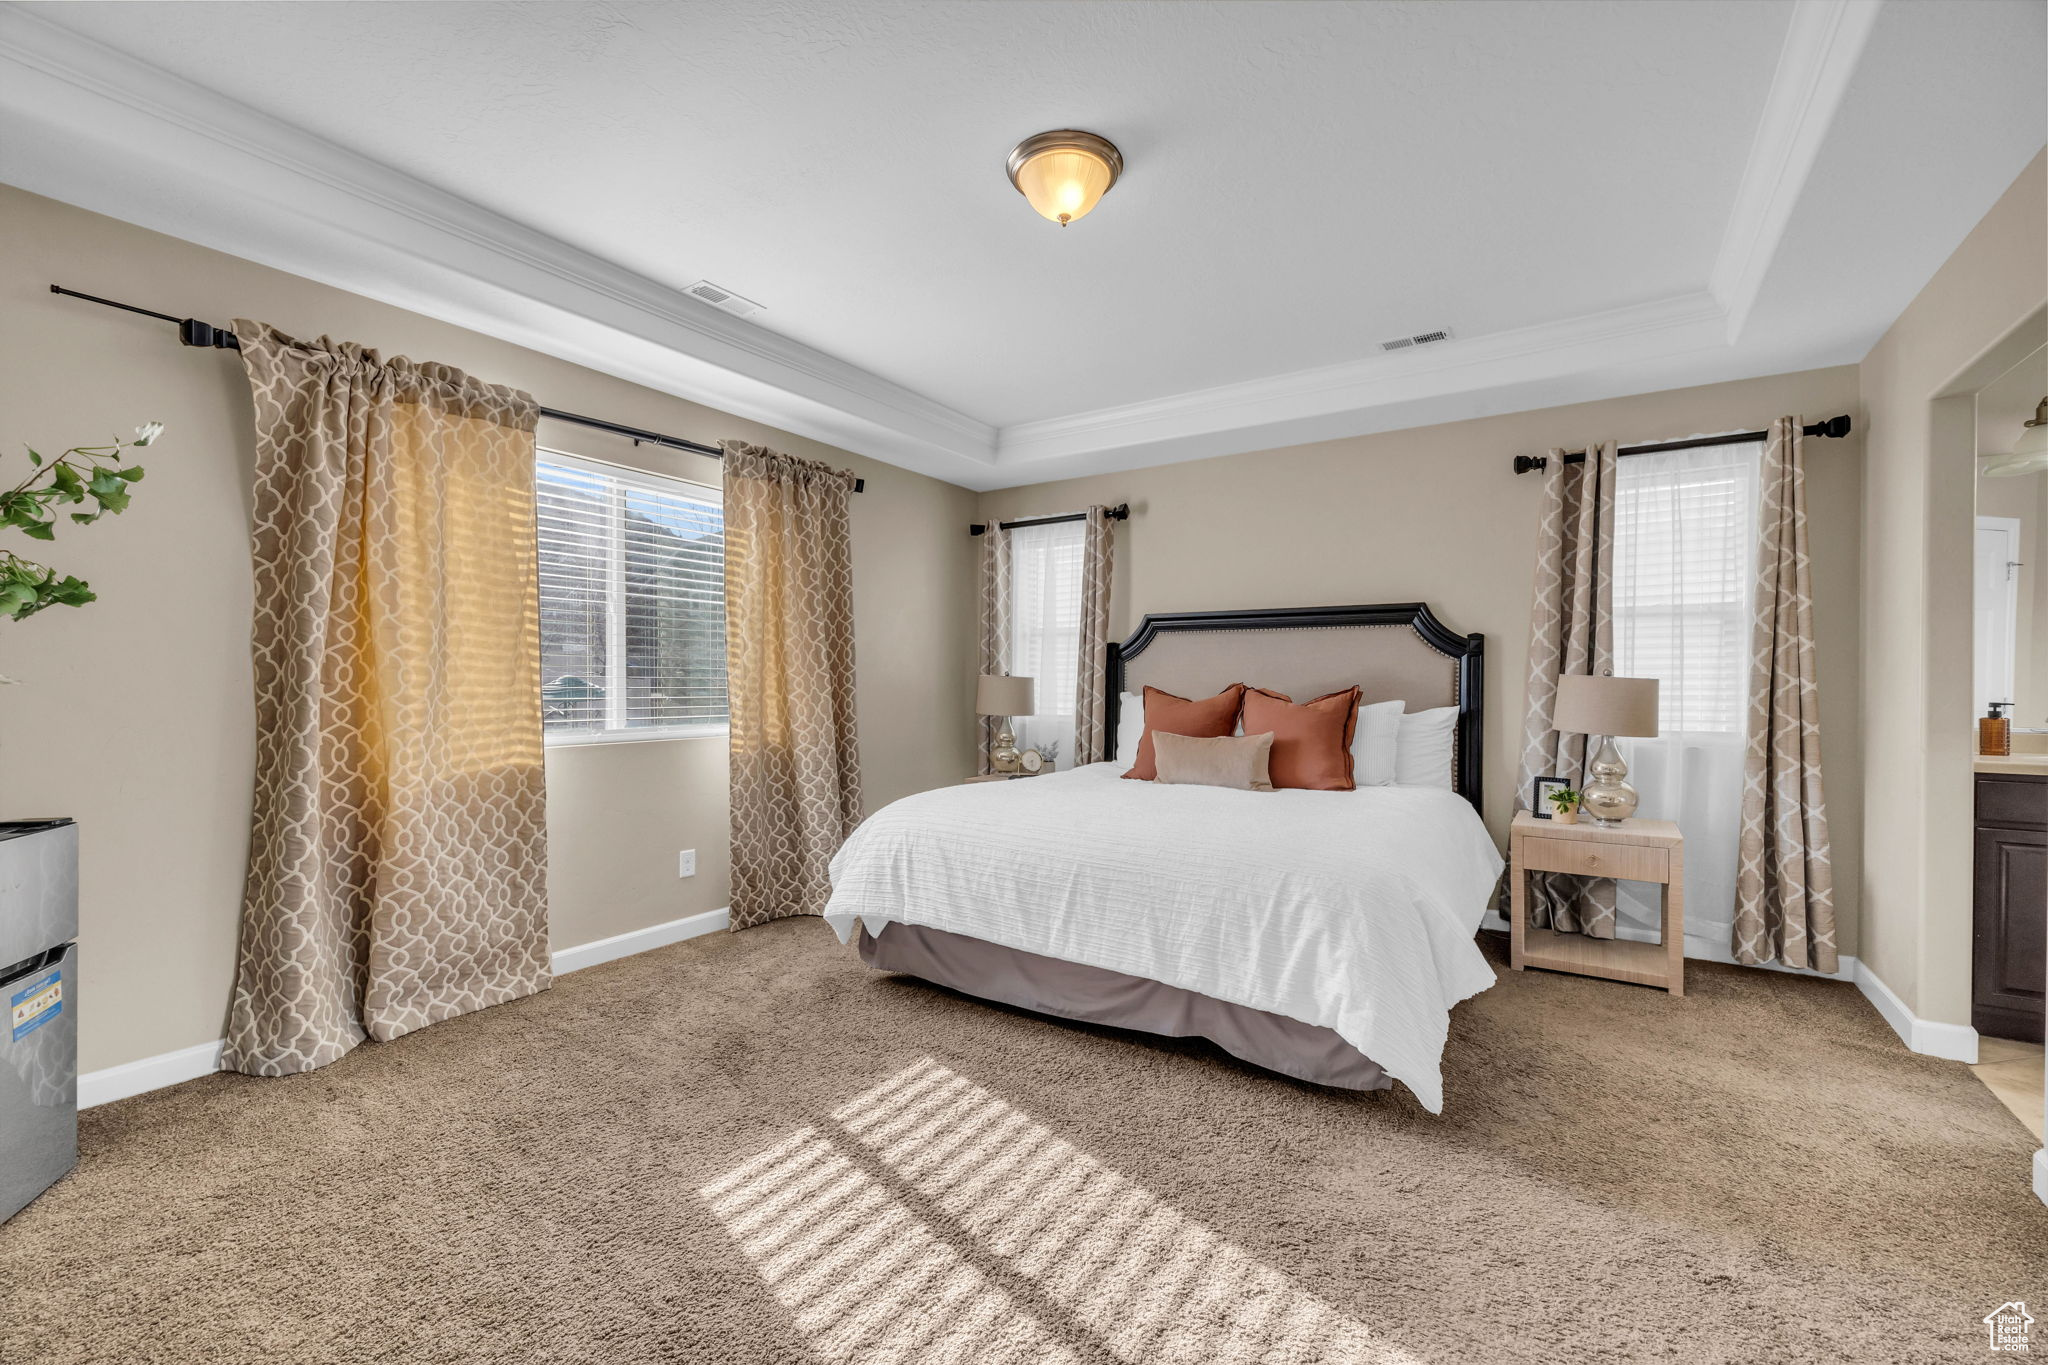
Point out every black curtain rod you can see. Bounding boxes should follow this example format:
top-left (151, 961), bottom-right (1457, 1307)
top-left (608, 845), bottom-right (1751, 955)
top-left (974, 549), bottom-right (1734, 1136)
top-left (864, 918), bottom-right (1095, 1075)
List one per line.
top-left (48, 285), bottom-right (864, 492)
top-left (1512, 416), bottom-right (1852, 474)
top-left (970, 504), bottom-right (1129, 537)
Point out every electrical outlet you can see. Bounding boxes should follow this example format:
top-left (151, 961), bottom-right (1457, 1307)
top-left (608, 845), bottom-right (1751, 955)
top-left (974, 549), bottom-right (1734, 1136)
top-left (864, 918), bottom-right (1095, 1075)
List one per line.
top-left (678, 849), bottom-right (697, 878)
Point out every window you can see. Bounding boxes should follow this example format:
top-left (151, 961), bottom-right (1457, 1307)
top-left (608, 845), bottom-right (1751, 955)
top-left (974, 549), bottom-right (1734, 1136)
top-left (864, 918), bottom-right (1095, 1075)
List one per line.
top-left (1008, 518), bottom-right (1086, 766)
top-left (1612, 441), bottom-right (1762, 734)
top-left (536, 452), bottom-right (726, 742)
top-left (1609, 438), bottom-right (1762, 947)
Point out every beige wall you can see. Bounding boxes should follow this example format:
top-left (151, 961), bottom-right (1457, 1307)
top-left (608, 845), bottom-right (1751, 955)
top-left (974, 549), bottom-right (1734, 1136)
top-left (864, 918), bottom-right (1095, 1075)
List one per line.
top-left (0, 185), bottom-right (978, 1073)
top-left (14, 146), bottom-right (2041, 1075)
top-left (979, 366), bottom-right (1867, 956)
top-left (1859, 149), bottom-right (2047, 1025)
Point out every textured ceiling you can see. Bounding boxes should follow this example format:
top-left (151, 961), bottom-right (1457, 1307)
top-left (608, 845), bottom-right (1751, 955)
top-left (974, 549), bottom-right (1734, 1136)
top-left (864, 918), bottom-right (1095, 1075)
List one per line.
top-left (37, 0), bottom-right (1786, 425)
top-left (8, 0), bottom-right (2044, 486)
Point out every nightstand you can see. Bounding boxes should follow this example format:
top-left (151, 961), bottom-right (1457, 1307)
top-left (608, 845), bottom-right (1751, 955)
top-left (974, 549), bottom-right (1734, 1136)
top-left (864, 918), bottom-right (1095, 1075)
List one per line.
top-left (1508, 811), bottom-right (1685, 995)
top-left (963, 772), bottom-right (1034, 783)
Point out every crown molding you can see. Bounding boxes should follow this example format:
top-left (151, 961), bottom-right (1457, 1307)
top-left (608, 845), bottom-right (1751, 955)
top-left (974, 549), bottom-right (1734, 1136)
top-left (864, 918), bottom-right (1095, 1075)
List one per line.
top-left (990, 291), bottom-right (1730, 477)
top-left (0, 3), bottom-right (1884, 492)
top-left (1710, 0), bottom-right (1884, 343)
top-left (0, 6), bottom-right (997, 481)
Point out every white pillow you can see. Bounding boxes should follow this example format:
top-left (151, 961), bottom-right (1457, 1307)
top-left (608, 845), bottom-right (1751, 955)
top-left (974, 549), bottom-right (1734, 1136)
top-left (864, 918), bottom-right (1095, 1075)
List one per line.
top-left (1348, 699), bottom-right (1406, 786)
top-left (1115, 691), bottom-right (1142, 767)
top-left (1395, 706), bottom-right (1459, 788)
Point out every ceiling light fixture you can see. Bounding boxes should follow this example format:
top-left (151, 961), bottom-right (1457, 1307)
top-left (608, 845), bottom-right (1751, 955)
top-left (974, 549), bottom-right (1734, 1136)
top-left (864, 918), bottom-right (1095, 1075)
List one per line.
top-left (1006, 130), bottom-right (1123, 227)
top-left (1981, 397), bottom-right (2048, 477)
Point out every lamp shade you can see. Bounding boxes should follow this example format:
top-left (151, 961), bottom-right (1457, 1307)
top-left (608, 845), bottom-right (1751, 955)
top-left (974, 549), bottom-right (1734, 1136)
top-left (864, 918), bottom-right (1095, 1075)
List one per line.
top-left (976, 674), bottom-right (1036, 717)
top-left (1553, 674), bottom-right (1660, 739)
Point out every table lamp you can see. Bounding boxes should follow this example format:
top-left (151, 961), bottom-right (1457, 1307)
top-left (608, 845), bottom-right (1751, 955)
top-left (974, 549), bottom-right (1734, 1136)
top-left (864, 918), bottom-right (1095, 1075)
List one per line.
top-left (1553, 673), bottom-right (1660, 826)
top-left (977, 674), bottom-right (1036, 772)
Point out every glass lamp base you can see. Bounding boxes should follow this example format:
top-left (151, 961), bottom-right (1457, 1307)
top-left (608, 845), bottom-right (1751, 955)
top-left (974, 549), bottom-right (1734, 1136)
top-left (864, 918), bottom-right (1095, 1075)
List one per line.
top-left (990, 723), bottom-right (1021, 773)
top-left (1580, 735), bottom-right (1638, 825)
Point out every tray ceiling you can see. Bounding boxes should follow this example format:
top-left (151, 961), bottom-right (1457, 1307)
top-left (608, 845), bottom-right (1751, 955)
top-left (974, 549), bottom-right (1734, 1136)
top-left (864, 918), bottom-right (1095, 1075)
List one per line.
top-left (2, 0), bottom-right (2042, 488)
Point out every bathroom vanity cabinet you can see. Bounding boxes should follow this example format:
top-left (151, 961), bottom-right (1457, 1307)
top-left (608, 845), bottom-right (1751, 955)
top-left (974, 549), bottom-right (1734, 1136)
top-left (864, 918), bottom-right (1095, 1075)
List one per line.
top-left (1974, 772), bottom-right (2048, 1042)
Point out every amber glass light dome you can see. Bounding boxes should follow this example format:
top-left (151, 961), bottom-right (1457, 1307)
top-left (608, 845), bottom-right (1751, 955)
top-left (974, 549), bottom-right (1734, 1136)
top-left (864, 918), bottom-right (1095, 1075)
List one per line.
top-left (1006, 130), bottom-right (1123, 227)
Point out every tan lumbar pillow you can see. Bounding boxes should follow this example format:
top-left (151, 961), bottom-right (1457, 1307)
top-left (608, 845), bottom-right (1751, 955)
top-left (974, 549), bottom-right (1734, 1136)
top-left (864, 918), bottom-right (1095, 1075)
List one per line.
top-left (1150, 730), bottom-right (1275, 791)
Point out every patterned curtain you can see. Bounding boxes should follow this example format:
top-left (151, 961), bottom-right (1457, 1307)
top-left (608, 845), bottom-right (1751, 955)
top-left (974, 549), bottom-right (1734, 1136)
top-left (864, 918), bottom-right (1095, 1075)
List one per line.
top-left (723, 441), bottom-right (863, 930)
top-left (1734, 418), bottom-right (1837, 970)
top-left (223, 321), bottom-right (549, 1077)
top-left (1516, 440), bottom-right (1620, 937)
top-left (1071, 506), bottom-right (1117, 765)
top-left (977, 525), bottom-right (1012, 775)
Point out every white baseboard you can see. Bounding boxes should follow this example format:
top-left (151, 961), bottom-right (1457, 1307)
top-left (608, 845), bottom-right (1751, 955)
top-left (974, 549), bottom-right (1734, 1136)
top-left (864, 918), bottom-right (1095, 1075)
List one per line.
top-left (1852, 959), bottom-right (1979, 1063)
top-left (1479, 913), bottom-right (1981, 1063)
top-left (549, 906), bottom-right (729, 975)
top-left (77, 908), bottom-right (730, 1108)
top-left (77, 1037), bottom-right (223, 1109)
top-left (2034, 1149), bottom-right (2047, 1210)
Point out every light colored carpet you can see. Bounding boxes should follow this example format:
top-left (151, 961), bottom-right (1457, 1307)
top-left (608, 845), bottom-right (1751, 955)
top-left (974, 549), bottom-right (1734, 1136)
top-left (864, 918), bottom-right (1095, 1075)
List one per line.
top-left (3, 922), bottom-right (2043, 1364)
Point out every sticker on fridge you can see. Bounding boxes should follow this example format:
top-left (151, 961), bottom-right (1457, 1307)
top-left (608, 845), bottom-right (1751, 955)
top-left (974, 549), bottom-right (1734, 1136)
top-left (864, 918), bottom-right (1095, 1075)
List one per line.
top-left (10, 969), bottom-right (62, 1041)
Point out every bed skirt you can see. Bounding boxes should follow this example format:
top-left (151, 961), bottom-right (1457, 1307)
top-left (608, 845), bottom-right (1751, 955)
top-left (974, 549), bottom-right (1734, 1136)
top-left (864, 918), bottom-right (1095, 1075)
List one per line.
top-left (857, 921), bottom-right (1392, 1092)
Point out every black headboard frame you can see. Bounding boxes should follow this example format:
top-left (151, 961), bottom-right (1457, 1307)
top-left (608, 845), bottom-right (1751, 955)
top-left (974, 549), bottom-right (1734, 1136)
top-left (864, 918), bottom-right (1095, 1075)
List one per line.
top-left (1101, 602), bottom-right (1485, 812)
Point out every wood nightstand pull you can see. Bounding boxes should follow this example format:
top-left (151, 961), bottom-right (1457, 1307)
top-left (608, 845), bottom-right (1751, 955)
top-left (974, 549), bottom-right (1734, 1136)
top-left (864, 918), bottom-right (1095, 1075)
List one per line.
top-left (1519, 836), bottom-right (1668, 882)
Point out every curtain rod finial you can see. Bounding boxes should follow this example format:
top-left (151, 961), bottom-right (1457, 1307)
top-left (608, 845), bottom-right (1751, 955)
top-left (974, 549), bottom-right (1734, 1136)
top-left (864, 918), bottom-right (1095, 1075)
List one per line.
top-left (178, 318), bottom-right (239, 350)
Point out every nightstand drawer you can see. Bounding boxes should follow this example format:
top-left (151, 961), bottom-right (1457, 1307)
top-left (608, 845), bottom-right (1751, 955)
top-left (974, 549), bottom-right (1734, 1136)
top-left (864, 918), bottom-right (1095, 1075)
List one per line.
top-left (1520, 836), bottom-right (1669, 882)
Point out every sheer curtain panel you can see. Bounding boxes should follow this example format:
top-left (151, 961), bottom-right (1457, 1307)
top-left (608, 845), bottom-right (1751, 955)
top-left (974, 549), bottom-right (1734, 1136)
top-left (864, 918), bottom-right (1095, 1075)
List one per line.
top-left (1009, 518), bottom-right (1086, 768)
top-left (1611, 440), bottom-right (1762, 949)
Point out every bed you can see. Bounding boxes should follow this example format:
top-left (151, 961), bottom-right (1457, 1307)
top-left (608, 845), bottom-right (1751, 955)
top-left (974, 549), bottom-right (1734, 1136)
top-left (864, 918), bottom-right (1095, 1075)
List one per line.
top-left (823, 603), bottom-right (1501, 1113)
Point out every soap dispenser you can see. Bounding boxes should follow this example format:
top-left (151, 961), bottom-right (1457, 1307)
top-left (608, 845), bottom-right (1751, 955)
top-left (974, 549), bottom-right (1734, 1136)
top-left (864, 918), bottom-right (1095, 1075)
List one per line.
top-left (1980, 700), bottom-right (2013, 757)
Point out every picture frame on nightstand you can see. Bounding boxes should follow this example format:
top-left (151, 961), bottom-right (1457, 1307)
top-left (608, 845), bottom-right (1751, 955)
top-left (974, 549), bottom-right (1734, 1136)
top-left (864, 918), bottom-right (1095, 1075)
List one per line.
top-left (1531, 775), bottom-right (1570, 818)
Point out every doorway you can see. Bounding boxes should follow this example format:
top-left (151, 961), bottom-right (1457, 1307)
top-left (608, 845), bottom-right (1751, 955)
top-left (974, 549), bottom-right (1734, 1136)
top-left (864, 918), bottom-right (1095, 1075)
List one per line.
top-left (1976, 515), bottom-right (2021, 721)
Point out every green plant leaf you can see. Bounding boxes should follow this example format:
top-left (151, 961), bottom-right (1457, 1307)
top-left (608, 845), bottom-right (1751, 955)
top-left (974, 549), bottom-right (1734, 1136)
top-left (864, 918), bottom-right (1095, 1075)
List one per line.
top-left (2, 427), bottom-right (158, 625)
top-left (87, 470), bottom-right (131, 514)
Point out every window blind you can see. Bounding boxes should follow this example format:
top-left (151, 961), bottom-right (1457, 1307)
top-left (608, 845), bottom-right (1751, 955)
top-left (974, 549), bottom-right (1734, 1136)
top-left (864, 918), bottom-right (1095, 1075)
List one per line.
top-left (537, 451), bottom-right (727, 740)
top-left (1009, 518), bottom-right (1086, 766)
top-left (1612, 440), bottom-right (1762, 734)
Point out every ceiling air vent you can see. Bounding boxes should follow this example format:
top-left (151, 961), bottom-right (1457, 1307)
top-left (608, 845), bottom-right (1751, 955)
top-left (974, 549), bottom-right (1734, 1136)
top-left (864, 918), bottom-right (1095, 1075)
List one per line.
top-left (684, 280), bottom-right (765, 318)
top-left (1381, 328), bottom-right (1453, 352)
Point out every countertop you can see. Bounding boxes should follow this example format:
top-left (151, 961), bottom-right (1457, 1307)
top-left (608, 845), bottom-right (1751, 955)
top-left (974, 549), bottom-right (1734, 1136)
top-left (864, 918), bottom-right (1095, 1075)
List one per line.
top-left (1974, 754), bottom-right (2048, 776)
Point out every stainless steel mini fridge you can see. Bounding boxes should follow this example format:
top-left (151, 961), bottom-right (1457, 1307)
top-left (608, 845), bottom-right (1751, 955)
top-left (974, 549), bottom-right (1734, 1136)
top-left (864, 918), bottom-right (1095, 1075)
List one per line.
top-left (0, 818), bottom-right (79, 1223)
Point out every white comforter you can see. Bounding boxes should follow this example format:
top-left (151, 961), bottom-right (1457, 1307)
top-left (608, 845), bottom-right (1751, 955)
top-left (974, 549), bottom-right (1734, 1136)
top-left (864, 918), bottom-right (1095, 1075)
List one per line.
top-left (824, 763), bottom-right (1504, 1113)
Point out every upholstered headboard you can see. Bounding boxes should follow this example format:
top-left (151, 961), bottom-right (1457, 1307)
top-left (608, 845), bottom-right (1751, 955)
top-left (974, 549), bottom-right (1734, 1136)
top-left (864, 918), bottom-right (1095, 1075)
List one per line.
top-left (1102, 603), bottom-right (1485, 810)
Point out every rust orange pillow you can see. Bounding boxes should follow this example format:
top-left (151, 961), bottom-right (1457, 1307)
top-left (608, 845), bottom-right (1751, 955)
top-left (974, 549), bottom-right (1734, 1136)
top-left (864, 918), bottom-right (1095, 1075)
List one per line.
top-left (1242, 685), bottom-right (1362, 790)
top-left (1122, 684), bottom-right (1246, 781)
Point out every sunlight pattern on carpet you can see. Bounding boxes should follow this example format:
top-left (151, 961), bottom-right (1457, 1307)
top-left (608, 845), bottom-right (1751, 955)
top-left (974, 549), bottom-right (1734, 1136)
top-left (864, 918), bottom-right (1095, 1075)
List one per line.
top-left (702, 1057), bottom-right (1414, 1364)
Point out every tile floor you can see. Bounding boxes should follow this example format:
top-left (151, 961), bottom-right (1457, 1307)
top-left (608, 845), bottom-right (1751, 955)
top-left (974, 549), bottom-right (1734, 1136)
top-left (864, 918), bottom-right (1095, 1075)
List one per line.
top-left (1970, 1037), bottom-right (2045, 1140)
